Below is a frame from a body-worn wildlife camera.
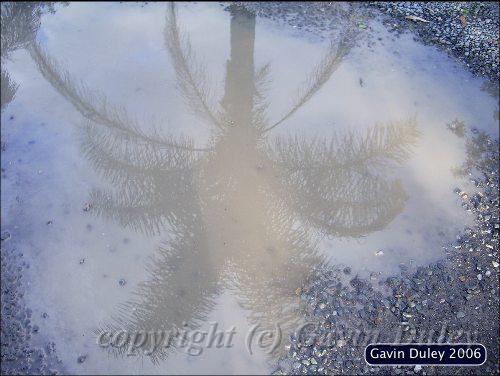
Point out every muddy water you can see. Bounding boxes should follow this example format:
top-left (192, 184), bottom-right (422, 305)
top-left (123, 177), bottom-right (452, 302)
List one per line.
top-left (1, 2), bottom-right (498, 374)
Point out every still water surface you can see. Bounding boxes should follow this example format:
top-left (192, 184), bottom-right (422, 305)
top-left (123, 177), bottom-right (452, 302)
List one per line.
top-left (1, 2), bottom-right (498, 374)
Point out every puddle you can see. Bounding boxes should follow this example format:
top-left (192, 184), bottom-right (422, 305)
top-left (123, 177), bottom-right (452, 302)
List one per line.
top-left (1, 2), bottom-right (498, 374)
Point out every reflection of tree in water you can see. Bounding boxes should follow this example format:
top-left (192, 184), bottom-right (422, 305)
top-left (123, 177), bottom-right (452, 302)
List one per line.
top-left (447, 118), bottom-right (466, 138)
top-left (447, 121), bottom-right (494, 177)
top-left (1, 68), bottom-right (17, 113)
top-left (0, 2), bottom-right (64, 111)
top-left (480, 80), bottom-right (499, 121)
top-left (26, 3), bottom-right (418, 362)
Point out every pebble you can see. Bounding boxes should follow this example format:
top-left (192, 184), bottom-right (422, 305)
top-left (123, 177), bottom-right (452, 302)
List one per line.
top-left (1, 231), bottom-right (11, 241)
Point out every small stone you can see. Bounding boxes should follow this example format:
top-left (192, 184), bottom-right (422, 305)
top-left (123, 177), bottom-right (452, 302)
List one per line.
top-left (119, 278), bottom-right (126, 286)
top-left (477, 274), bottom-right (482, 280)
top-left (414, 365), bottom-right (422, 372)
top-left (77, 355), bottom-right (87, 364)
top-left (82, 203), bottom-right (92, 212)
top-left (79, 259), bottom-right (85, 265)
top-left (374, 250), bottom-right (384, 256)
top-left (492, 261), bottom-right (499, 268)
top-left (41, 312), bottom-right (48, 319)
top-left (336, 339), bottom-right (346, 348)
top-left (1, 231), bottom-right (11, 241)
top-left (456, 311), bottom-right (465, 319)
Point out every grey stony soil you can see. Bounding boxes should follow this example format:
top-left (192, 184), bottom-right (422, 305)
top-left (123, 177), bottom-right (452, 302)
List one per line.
top-left (1, 245), bottom-right (65, 375)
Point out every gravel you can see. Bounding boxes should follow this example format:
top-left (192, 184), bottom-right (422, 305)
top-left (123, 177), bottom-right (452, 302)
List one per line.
top-left (0, 246), bottom-right (64, 375)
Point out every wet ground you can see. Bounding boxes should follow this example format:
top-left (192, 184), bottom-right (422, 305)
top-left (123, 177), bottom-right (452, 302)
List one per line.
top-left (1, 2), bottom-right (499, 375)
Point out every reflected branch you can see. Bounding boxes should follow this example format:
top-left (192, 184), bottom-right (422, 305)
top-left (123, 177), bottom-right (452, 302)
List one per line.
top-left (97, 227), bottom-right (224, 363)
top-left (273, 118), bottom-right (419, 172)
top-left (252, 63), bottom-right (272, 129)
top-left (272, 119), bottom-right (419, 237)
top-left (262, 28), bottom-right (358, 133)
top-left (28, 42), bottom-right (209, 152)
top-left (164, 3), bottom-right (223, 130)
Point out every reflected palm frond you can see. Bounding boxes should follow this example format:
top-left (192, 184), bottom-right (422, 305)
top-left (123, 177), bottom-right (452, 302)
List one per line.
top-left (272, 119), bottom-right (419, 236)
top-left (273, 119), bottom-right (419, 171)
top-left (97, 224), bottom-right (224, 363)
top-left (252, 63), bottom-right (272, 129)
top-left (164, 3), bottom-right (222, 129)
top-left (263, 27), bottom-right (358, 133)
top-left (28, 42), bottom-right (208, 152)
